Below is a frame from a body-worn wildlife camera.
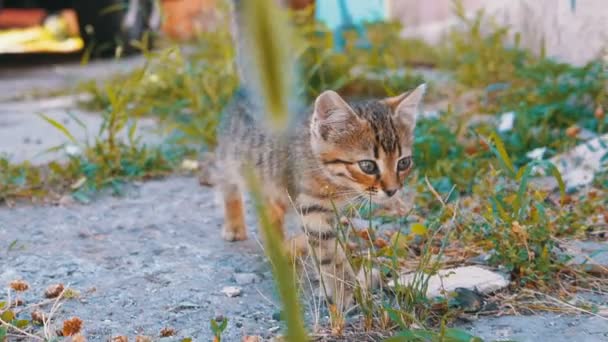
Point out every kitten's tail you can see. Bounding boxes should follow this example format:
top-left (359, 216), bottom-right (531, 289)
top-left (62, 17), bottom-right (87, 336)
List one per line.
top-left (197, 152), bottom-right (217, 187)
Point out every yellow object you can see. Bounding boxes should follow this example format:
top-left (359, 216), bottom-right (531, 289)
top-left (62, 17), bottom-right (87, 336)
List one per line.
top-left (0, 24), bottom-right (83, 53)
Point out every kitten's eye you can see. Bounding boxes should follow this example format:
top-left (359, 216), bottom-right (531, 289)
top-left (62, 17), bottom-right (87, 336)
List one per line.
top-left (397, 157), bottom-right (412, 171)
top-left (358, 160), bottom-right (378, 174)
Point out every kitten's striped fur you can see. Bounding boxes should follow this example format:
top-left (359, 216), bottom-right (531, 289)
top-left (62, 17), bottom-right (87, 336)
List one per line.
top-left (209, 84), bottom-right (425, 309)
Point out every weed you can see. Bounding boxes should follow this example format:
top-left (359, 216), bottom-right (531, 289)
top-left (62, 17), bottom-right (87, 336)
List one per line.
top-left (210, 317), bottom-right (228, 342)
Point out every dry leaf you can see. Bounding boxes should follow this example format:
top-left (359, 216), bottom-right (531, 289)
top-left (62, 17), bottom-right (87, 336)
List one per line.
top-left (135, 336), bottom-right (152, 342)
top-left (62, 317), bottom-right (83, 336)
top-left (243, 336), bottom-right (262, 342)
top-left (45, 283), bottom-right (65, 298)
top-left (565, 125), bottom-right (581, 138)
top-left (595, 105), bottom-right (605, 119)
top-left (31, 310), bottom-right (46, 324)
top-left (112, 336), bottom-right (128, 342)
top-left (160, 327), bottom-right (176, 337)
top-left (373, 237), bottom-right (389, 248)
top-left (71, 333), bottom-right (86, 342)
top-left (9, 280), bottom-right (30, 292)
top-left (356, 229), bottom-right (371, 241)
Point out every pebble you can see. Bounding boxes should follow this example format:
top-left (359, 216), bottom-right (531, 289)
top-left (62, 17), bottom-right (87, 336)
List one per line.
top-left (221, 286), bottom-right (242, 298)
top-left (234, 272), bottom-right (260, 285)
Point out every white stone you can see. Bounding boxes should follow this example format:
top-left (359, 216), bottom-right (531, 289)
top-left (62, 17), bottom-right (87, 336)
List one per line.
top-left (550, 134), bottom-right (608, 189)
top-left (389, 265), bottom-right (509, 298)
top-left (526, 147), bottom-right (547, 160)
top-left (497, 111), bottom-right (515, 132)
top-left (221, 286), bottom-right (242, 298)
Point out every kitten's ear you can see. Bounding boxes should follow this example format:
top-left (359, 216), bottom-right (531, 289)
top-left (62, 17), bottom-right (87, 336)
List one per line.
top-left (313, 90), bottom-right (356, 122)
top-left (385, 83), bottom-right (426, 128)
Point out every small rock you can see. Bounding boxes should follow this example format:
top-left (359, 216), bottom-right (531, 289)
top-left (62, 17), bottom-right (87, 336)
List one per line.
top-left (221, 286), bottom-right (242, 297)
top-left (58, 194), bottom-right (75, 206)
top-left (564, 240), bottom-right (608, 275)
top-left (451, 288), bottom-right (484, 312)
top-left (550, 133), bottom-right (608, 188)
top-left (389, 266), bottom-right (508, 298)
top-left (234, 272), bottom-right (260, 285)
top-left (268, 326), bottom-right (281, 333)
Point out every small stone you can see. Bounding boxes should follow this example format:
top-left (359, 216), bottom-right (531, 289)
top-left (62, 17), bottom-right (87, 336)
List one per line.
top-left (389, 266), bottom-right (508, 297)
top-left (234, 273), bottom-right (260, 285)
top-left (268, 326), bottom-right (280, 333)
top-left (221, 286), bottom-right (242, 297)
top-left (58, 194), bottom-right (75, 206)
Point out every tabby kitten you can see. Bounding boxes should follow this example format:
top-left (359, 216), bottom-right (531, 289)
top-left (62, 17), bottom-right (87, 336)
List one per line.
top-left (211, 84), bottom-right (425, 309)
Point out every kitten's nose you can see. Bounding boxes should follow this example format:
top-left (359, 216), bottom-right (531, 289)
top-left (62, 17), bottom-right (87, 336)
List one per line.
top-left (384, 189), bottom-right (398, 197)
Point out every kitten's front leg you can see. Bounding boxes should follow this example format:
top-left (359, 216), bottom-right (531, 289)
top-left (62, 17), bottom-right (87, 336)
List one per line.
top-left (298, 205), bottom-right (356, 311)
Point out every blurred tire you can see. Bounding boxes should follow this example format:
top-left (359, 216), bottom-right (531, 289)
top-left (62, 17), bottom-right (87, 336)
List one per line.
top-left (73, 0), bottom-right (155, 57)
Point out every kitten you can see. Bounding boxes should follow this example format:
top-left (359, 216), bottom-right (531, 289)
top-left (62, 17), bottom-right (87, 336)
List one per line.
top-left (209, 84), bottom-right (425, 309)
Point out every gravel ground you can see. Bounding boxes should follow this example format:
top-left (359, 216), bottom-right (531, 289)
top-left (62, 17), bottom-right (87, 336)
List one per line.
top-left (1, 56), bottom-right (607, 342)
top-left (0, 177), bottom-right (282, 341)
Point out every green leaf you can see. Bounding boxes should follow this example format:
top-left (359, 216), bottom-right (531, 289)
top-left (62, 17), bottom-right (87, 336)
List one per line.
top-left (444, 327), bottom-right (484, 342)
top-left (410, 223), bottom-right (428, 236)
top-left (14, 319), bottom-right (29, 329)
top-left (488, 132), bottom-right (515, 177)
top-left (0, 301), bottom-right (6, 309)
top-left (0, 327), bottom-right (6, 342)
top-left (0, 310), bottom-right (15, 322)
top-left (210, 318), bottom-right (219, 332)
top-left (219, 318), bottom-right (228, 332)
top-left (38, 113), bottom-right (77, 143)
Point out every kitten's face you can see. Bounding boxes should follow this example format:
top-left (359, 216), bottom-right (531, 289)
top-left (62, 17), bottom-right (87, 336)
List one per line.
top-left (310, 85), bottom-right (425, 204)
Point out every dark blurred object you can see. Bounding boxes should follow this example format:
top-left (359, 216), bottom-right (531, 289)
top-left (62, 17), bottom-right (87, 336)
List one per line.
top-left (73, 0), bottom-right (158, 56)
top-left (0, 0), bottom-right (159, 57)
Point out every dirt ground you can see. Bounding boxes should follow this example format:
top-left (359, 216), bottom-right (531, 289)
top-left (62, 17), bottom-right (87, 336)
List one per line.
top-left (1, 55), bottom-right (607, 341)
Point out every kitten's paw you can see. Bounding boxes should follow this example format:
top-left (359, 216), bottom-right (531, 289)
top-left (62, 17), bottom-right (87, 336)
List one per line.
top-left (222, 226), bottom-right (248, 241)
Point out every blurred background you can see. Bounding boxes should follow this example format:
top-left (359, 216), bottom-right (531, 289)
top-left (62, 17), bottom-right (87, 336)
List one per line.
top-left (0, 0), bottom-right (606, 64)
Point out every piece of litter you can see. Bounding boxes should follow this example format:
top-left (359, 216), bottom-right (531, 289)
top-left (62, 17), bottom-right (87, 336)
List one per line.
top-left (181, 159), bottom-right (199, 171)
top-left (526, 147), bottom-right (547, 160)
top-left (221, 286), bottom-right (242, 297)
top-left (497, 111), bottom-right (515, 132)
top-left (551, 134), bottom-right (608, 188)
top-left (389, 265), bottom-right (508, 298)
top-left (65, 144), bottom-right (81, 156)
